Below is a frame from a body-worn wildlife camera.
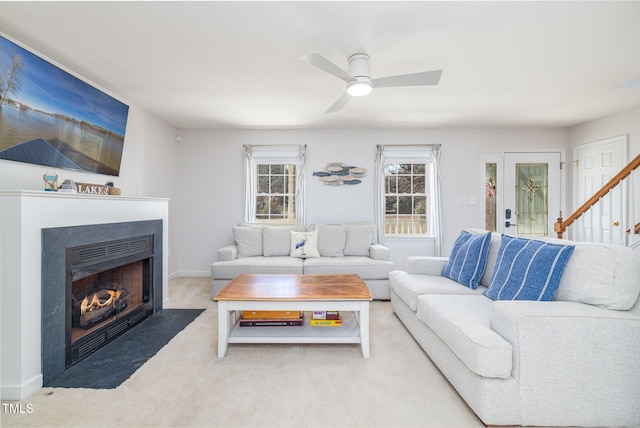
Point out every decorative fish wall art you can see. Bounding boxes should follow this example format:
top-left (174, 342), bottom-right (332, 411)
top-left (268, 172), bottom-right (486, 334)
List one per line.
top-left (313, 162), bottom-right (367, 186)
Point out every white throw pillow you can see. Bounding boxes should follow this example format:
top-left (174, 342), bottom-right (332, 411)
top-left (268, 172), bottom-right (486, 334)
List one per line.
top-left (343, 224), bottom-right (373, 256)
top-left (232, 225), bottom-right (263, 258)
top-left (316, 224), bottom-right (347, 257)
top-left (263, 226), bottom-right (302, 257)
top-left (290, 231), bottom-right (320, 258)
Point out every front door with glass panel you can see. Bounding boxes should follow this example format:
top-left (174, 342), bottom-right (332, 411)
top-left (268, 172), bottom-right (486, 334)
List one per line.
top-left (502, 152), bottom-right (561, 237)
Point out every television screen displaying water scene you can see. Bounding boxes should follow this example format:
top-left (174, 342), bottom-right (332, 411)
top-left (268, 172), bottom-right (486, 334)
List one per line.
top-left (0, 35), bottom-right (129, 176)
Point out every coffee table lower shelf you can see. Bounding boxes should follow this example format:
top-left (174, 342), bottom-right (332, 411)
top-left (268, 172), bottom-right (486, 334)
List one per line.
top-left (229, 312), bottom-right (361, 344)
top-left (217, 300), bottom-right (370, 358)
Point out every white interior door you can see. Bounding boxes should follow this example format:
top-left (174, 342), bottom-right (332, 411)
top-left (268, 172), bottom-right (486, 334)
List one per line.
top-left (574, 136), bottom-right (626, 245)
top-left (502, 152), bottom-right (561, 237)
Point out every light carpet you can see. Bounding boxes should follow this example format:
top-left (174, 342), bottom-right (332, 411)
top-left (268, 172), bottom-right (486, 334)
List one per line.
top-left (1, 277), bottom-right (484, 428)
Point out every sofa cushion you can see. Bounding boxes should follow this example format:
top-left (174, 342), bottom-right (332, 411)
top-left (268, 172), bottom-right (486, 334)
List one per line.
top-left (290, 231), bottom-right (320, 258)
top-left (484, 235), bottom-right (574, 301)
top-left (263, 225), bottom-right (303, 257)
top-left (389, 270), bottom-right (485, 311)
top-left (212, 256), bottom-right (304, 279)
top-left (540, 237), bottom-right (640, 310)
top-left (443, 230), bottom-right (491, 289)
top-left (416, 295), bottom-right (513, 379)
top-left (316, 224), bottom-right (348, 257)
top-left (303, 256), bottom-right (394, 280)
top-left (344, 224), bottom-right (374, 256)
top-left (479, 232), bottom-right (503, 287)
top-left (233, 225), bottom-right (263, 257)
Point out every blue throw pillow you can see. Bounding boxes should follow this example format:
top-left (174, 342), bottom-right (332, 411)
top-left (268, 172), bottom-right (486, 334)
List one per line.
top-left (443, 231), bottom-right (492, 289)
top-left (483, 235), bottom-right (575, 301)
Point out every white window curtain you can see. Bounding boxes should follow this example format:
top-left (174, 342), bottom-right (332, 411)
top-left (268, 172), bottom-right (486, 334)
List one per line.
top-left (374, 144), bottom-right (443, 255)
top-left (374, 145), bottom-right (386, 245)
top-left (429, 145), bottom-right (443, 256)
top-left (243, 144), bottom-right (307, 225)
top-left (243, 144), bottom-right (255, 223)
top-left (294, 144), bottom-right (307, 225)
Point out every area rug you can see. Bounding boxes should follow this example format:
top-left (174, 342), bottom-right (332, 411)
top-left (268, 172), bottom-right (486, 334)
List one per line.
top-left (45, 309), bottom-right (204, 389)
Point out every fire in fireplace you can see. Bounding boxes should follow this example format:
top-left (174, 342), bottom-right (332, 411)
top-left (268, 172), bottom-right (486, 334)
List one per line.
top-left (77, 288), bottom-right (128, 328)
top-left (77, 287), bottom-right (128, 327)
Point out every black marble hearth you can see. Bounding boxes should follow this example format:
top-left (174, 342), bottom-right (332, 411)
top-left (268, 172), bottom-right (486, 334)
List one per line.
top-left (46, 309), bottom-right (203, 389)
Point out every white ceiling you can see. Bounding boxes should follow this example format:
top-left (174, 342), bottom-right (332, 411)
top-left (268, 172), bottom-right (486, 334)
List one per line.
top-left (1, 1), bottom-right (640, 130)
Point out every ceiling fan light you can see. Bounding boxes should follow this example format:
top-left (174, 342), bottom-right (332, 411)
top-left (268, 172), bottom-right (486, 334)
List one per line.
top-left (347, 81), bottom-right (372, 97)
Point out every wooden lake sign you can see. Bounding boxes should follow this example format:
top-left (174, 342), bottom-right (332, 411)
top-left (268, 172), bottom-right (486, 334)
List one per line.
top-left (76, 182), bottom-right (112, 195)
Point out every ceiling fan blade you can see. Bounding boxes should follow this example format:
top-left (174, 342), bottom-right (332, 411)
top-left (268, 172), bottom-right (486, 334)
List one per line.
top-left (300, 52), bottom-right (356, 83)
top-left (326, 92), bottom-right (352, 113)
top-left (372, 70), bottom-right (443, 88)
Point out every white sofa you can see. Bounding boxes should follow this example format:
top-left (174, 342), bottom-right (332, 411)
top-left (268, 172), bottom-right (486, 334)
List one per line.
top-left (211, 222), bottom-right (395, 299)
top-left (390, 229), bottom-right (640, 427)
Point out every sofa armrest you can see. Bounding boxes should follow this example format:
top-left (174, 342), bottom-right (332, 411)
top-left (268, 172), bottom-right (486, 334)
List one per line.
top-left (491, 300), bottom-right (640, 425)
top-left (406, 256), bottom-right (449, 275)
top-left (369, 244), bottom-right (391, 261)
top-left (491, 300), bottom-right (640, 350)
top-left (217, 245), bottom-right (238, 261)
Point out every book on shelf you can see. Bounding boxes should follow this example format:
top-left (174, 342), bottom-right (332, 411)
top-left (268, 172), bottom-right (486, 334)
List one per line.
top-left (312, 310), bottom-right (340, 320)
top-left (239, 318), bottom-right (304, 327)
top-left (309, 318), bottom-right (342, 327)
top-left (242, 310), bottom-right (302, 320)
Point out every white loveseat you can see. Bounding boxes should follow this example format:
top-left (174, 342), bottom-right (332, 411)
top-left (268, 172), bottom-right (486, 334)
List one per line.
top-left (212, 222), bottom-right (395, 299)
top-left (390, 229), bottom-right (640, 427)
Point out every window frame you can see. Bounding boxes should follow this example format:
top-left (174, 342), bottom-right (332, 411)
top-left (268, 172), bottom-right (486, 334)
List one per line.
top-left (243, 144), bottom-right (306, 225)
top-left (254, 162), bottom-right (297, 224)
top-left (384, 161), bottom-right (430, 236)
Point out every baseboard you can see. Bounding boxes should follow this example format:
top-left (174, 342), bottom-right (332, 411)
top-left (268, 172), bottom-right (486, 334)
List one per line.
top-left (1, 374), bottom-right (42, 400)
top-left (170, 271), bottom-right (211, 279)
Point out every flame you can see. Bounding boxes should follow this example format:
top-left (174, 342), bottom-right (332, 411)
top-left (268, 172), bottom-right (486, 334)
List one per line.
top-left (80, 290), bottom-right (122, 315)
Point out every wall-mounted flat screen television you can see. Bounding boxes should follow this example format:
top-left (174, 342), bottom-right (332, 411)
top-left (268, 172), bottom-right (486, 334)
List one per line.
top-left (0, 35), bottom-right (129, 176)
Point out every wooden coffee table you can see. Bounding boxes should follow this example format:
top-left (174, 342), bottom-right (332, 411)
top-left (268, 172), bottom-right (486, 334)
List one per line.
top-left (214, 274), bottom-right (372, 358)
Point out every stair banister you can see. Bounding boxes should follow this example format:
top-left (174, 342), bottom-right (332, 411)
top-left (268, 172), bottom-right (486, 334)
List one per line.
top-left (554, 154), bottom-right (640, 239)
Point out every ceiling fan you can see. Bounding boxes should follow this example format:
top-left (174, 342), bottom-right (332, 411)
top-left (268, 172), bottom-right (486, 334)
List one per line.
top-left (300, 52), bottom-right (443, 113)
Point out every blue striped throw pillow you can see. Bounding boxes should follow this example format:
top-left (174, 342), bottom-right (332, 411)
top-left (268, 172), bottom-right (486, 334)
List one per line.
top-left (483, 235), bottom-right (575, 301)
top-left (442, 231), bottom-right (492, 289)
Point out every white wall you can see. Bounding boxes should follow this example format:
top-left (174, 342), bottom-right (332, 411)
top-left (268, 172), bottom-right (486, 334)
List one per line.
top-left (174, 128), bottom-right (568, 273)
top-left (568, 106), bottom-right (640, 158)
top-left (3, 44), bottom-right (634, 278)
top-left (0, 106), bottom-right (180, 273)
top-left (11, 103), bottom-right (640, 277)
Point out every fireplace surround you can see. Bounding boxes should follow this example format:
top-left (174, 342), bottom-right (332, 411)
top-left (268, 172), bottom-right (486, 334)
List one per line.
top-left (0, 190), bottom-right (169, 399)
top-left (41, 220), bottom-right (163, 384)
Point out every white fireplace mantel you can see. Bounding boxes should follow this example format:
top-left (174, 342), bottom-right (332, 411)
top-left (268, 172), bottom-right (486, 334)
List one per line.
top-left (0, 190), bottom-right (170, 400)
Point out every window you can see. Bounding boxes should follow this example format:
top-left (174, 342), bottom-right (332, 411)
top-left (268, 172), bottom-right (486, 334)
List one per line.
top-left (256, 163), bottom-right (296, 223)
top-left (384, 162), bottom-right (429, 235)
top-left (485, 162), bottom-right (497, 232)
top-left (243, 144), bottom-right (306, 225)
top-left (375, 145), bottom-right (442, 253)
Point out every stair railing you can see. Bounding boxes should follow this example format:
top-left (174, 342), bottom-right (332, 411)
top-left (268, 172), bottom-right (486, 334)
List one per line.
top-left (554, 154), bottom-right (640, 243)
